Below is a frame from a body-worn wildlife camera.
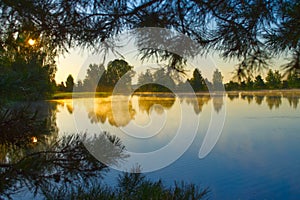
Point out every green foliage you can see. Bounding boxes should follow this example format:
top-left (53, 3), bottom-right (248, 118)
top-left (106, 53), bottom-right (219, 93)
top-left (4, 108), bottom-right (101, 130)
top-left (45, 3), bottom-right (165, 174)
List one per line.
top-left (266, 70), bottom-right (282, 89)
top-left (136, 68), bottom-right (177, 92)
top-left (287, 71), bottom-right (300, 88)
top-left (44, 172), bottom-right (209, 200)
top-left (83, 64), bottom-right (106, 92)
top-left (225, 70), bottom-right (300, 91)
top-left (105, 59), bottom-right (134, 92)
top-left (0, 29), bottom-right (56, 101)
top-left (78, 60), bottom-right (133, 92)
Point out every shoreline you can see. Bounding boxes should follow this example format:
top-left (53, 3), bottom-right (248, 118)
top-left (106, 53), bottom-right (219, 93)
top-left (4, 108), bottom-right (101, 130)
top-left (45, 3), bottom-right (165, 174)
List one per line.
top-left (52, 89), bottom-right (300, 99)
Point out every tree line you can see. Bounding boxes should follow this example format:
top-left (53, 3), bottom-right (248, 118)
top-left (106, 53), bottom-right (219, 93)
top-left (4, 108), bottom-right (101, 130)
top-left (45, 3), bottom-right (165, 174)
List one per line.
top-left (58, 59), bottom-right (300, 93)
top-left (1, 0), bottom-right (300, 101)
top-left (57, 59), bottom-right (226, 93)
top-left (225, 70), bottom-right (300, 91)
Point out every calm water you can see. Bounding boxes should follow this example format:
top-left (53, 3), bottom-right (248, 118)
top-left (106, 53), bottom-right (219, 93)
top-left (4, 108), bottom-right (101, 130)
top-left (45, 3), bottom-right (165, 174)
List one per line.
top-left (52, 91), bottom-right (300, 199)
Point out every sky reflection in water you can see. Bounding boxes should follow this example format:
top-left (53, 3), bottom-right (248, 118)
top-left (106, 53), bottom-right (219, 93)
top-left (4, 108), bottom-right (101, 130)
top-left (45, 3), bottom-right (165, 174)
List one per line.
top-left (53, 91), bottom-right (300, 199)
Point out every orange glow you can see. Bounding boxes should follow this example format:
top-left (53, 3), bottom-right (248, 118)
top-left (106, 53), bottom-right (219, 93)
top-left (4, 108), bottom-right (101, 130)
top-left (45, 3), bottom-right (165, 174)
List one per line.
top-left (31, 136), bottom-right (38, 143)
top-left (28, 39), bottom-right (36, 46)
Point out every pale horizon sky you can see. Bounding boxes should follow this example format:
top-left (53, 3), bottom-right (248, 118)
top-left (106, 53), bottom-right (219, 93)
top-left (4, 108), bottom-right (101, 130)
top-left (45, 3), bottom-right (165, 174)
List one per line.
top-left (55, 49), bottom-right (233, 84)
top-left (55, 49), bottom-right (285, 85)
top-left (55, 29), bottom-right (287, 85)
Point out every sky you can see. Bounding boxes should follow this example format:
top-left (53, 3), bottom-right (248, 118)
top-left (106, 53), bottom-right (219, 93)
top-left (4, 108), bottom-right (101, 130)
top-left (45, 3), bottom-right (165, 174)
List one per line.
top-left (55, 30), bottom-right (285, 85)
top-left (55, 48), bottom-right (236, 84)
top-left (56, 49), bottom-right (286, 85)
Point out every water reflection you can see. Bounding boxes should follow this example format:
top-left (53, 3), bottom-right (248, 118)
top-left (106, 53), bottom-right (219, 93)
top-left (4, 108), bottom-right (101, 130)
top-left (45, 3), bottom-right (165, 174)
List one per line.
top-left (231, 91), bottom-right (300, 110)
top-left (0, 102), bottom-right (127, 198)
top-left (138, 96), bottom-right (175, 115)
top-left (81, 95), bottom-right (223, 128)
top-left (88, 97), bottom-right (136, 127)
top-left (227, 92), bottom-right (239, 101)
top-left (266, 95), bottom-right (282, 110)
top-left (255, 95), bottom-right (264, 105)
top-left (212, 96), bottom-right (224, 113)
top-left (283, 93), bottom-right (300, 109)
top-left (185, 95), bottom-right (211, 114)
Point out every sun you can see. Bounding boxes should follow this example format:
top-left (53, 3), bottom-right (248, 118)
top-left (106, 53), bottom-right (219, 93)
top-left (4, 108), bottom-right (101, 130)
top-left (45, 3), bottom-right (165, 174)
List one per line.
top-left (28, 38), bottom-right (36, 46)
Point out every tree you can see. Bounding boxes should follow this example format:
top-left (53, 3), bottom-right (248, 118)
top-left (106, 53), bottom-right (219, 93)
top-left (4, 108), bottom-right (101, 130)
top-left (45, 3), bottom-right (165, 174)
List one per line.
top-left (265, 70), bottom-right (282, 89)
top-left (138, 69), bottom-right (154, 85)
top-left (225, 81), bottom-right (240, 91)
top-left (0, 24), bottom-right (56, 101)
top-left (212, 69), bottom-right (224, 91)
top-left (137, 69), bottom-right (154, 92)
top-left (253, 75), bottom-right (266, 89)
top-left (1, 0), bottom-right (300, 78)
top-left (245, 77), bottom-right (254, 90)
top-left (83, 64), bottom-right (105, 91)
top-left (188, 69), bottom-right (207, 92)
top-left (105, 59), bottom-right (134, 92)
top-left (65, 75), bottom-right (75, 92)
top-left (76, 80), bottom-right (83, 91)
top-left (287, 71), bottom-right (300, 88)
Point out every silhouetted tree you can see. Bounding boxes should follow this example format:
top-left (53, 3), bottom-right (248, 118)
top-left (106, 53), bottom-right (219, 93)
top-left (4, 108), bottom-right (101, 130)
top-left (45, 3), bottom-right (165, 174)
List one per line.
top-left (287, 71), bottom-right (300, 88)
top-left (266, 70), bottom-right (282, 89)
top-left (1, 0), bottom-right (299, 77)
top-left (254, 75), bottom-right (266, 89)
top-left (212, 69), bottom-right (224, 91)
top-left (188, 69), bottom-right (207, 92)
top-left (65, 74), bottom-right (74, 92)
top-left (83, 64), bottom-right (105, 91)
top-left (105, 59), bottom-right (134, 92)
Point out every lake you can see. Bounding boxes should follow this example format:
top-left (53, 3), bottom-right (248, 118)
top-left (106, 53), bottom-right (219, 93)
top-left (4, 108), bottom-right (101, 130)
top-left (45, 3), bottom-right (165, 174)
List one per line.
top-left (51, 91), bottom-right (300, 199)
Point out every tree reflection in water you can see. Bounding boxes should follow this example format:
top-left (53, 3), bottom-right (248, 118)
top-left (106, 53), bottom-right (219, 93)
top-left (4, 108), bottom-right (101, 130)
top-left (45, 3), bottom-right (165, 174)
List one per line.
top-left (255, 95), bottom-right (265, 105)
top-left (266, 95), bottom-right (282, 110)
top-left (227, 92), bottom-right (239, 101)
top-left (283, 92), bottom-right (300, 109)
top-left (0, 103), bottom-right (127, 199)
top-left (88, 96), bottom-right (136, 127)
top-left (228, 91), bottom-right (300, 110)
top-left (138, 96), bottom-right (175, 115)
top-left (185, 95), bottom-right (211, 115)
top-left (212, 95), bottom-right (224, 113)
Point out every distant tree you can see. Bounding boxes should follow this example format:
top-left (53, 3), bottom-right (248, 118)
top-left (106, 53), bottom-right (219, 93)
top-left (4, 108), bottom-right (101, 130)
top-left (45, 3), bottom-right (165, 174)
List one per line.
top-left (253, 75), bottom-right (266, 89)
top-left (83, 64), bottom-right (105, 91)
top-left (287, 71), bottom-right (300, 88)
top-left (137, 69), bottom-right (155, 91)
top-left (105, 59), bottom-right (134, 92)
top-left (188, 69), bottom-right (207, 92)
top-left (147, 68), bottom-right (176, 92)
top-left (212, 69), bottom-right (224, 91)
top-left (57, 82), bottom-right (66, 92)
top-left (204, 78), bottom-right (213, 91)
top-left (266, 70), bottom-right (282, 89)
top-left (225, 81), bottom-right (240, 91)
top-left (245, 77), bottom-right (254, 90)
top-left (65, 75), bottom-right (75, 92)
top-left (76, 80), bottom-right (83, 91)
